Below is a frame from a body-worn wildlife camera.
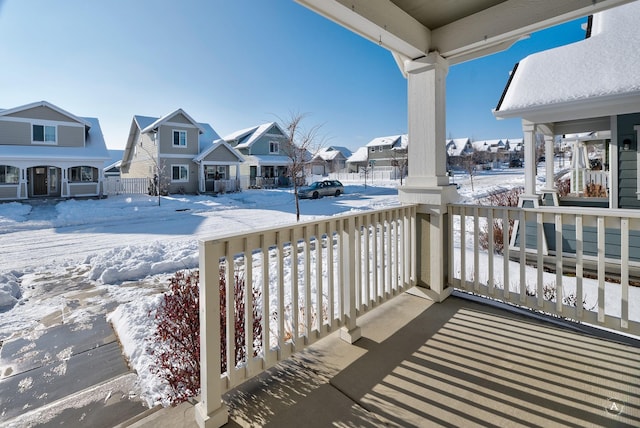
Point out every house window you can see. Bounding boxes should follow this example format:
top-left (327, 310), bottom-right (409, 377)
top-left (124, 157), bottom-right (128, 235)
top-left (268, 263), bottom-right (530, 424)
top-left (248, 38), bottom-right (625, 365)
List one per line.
top-left (0, 165), bottom-right (19, 184)
top-left (370, 147), bottom-right (375, 152)
top-left (69, 166), bottom-right (97, 182)
top-left (269, 141), bottom-right (279, 154)
top-left (33, 124), bottom-right (56, 144)
top-left (173, 130), bottom-right (187, 147)
top-left (172, 165), bottom-right (189, 182)
top-left (379, 146), bottom-right (383, 152)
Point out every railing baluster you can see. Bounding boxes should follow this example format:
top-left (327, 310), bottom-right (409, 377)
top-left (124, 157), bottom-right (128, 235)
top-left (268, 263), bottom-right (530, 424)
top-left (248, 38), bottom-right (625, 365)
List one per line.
top-left (460, 208), bottom-right (467, 290)
top-left (354, 217), bottom-right (362, 310)
top-left (243, 238), bottom-right (254, 377)
top-left (260, 234), bottom-right (272, 367)
top-left (503, 208), bottom-right (510, 300)
top-left (303, 226), bottom-right (311, 343)
top-left (575, 215), bottom-right (583, 320)
top-left (536, 212), bottom-right (544, 308)
top-left (276, 231), bottom-right (286, 356)
top-left (473, 206), bottom-right (480, 292)
top-left (363, 216), bottom-right (371, 307)
top-left (487, 207), bottom-right (494, 296)
top-left (380, 212), bottom-right (387, 298)
top-left (621, 217), bottom-right (629, 330)
top-left (315, 224), bottom-right (323, 336)
top-left (327, 223), bottom-right (335, 329)
top-left (555, 213), bottom-right (563, 314)
top-left (291, 229), bottom-right (300, 349)
top-left (371, 212), bottom-right (379, 301)
top-left (597, 216), bottom-right (605, 323)
top-left (519, 209), bottom-right (527, 303)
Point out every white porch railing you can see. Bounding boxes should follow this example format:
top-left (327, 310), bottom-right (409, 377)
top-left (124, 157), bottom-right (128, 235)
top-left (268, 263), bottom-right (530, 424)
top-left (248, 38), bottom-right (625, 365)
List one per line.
top-left (196, 205), bottom-right (417, 426)
top-left (585, 170), bottom-right (609, 190)
top-left (448, 203), bottom-right (640, 337)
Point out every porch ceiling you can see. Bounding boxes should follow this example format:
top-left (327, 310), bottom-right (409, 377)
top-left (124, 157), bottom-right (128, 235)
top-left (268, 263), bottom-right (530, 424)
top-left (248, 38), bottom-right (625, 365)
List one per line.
top-left (296, 0), bottom-right (635, 67)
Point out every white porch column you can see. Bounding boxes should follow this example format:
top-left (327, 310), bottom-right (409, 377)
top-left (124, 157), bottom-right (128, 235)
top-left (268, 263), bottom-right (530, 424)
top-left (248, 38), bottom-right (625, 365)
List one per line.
top-left (398, 52), bottom-right (457, 302)
top-left (199, 163), bottom-right (205, 193)
top-left (520, 120), bottom-right (541, 208)
top-left (541, 134), bottom-right (559, 206)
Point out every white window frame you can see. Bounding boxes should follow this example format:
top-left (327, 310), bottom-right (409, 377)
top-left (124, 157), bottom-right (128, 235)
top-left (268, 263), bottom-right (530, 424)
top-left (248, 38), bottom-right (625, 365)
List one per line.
top-left (269, 140), bottom-right (279, 154)
top-left (32, 124), bottom-right (57, 145)
top-left (173, 130), bottom-right (187, 147)
top-left (171, 164), bottom-right (189, 182)
top-left (69, 166), bottom-right (97, 183)
top-left (378, 146), bottom-right (383, 152)
top-left (0, 165), bottom-right (19, 184)
top-left (635, 125), bottom-right (640, 199)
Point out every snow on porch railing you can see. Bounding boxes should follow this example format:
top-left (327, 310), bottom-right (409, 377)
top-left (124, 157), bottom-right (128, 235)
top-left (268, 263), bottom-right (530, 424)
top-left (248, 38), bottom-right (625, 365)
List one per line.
top-left (195, 205), bottom-right (417, 427)
top-left (448, 203), bottom-right (640, 337)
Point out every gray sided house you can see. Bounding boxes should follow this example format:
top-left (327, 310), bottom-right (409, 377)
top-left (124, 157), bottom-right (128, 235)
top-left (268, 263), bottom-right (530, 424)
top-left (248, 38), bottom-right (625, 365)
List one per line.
top-left (346, 146), bottom-right (369, 173)
top-left (120, 109), bottom-right (243, 194)
top-left (310, 146), bottom-right (352, 175)
top-left (365, 134), bottom-right (408, 168)
top-left (494, 2), bottom-right (640, 259)
top-left (0, 101), bottom-right (110, 200)
top-left (224, 122), bottom-right (293, 188)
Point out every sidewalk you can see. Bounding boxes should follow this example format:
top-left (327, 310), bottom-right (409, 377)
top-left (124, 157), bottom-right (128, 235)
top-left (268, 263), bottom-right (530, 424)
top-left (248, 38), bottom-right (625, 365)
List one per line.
top-left (124, 289), bottom-right (640, 427)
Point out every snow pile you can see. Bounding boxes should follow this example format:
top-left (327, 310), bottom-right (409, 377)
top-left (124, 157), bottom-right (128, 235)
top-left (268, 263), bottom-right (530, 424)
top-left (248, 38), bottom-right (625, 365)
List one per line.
top-left (107, 294), bottom-right (172, 407)
top-left (85, 240), bottom-right (199, 284)
top-left (0, 271), bottom-right (21, 311)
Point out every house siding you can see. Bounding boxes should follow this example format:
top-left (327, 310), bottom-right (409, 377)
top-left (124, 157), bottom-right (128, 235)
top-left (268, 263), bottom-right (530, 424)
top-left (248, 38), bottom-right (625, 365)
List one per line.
top-left (201, 146), bottom-right (241, 163)
top-left (0, 121), bottom-right (29, 145)
top-left (161, 156), bottom-right (198, 194)
top-left (617, 113), bottom-right (640, 209)
top-left (121, 132), bottom-right (157, 181)
top-left (158, 125), bottom-right (199, 156)
top-left (57, 125), bottom-right (85, 147)
top-left (0, 185), bottom-right (18, 199)
top-left (6, 105), bottom-right (79, 123)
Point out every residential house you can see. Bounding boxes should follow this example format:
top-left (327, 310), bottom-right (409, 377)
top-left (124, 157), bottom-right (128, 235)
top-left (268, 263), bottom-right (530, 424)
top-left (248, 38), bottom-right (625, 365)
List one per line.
top-left (309, 146), bottom-right (352, 175)
top-left (120, 109), bottom-right (243, 194)
top-left (224, 122), bottom-right (293, 188)
top-left (346, 146), bottom-right (369, 173)
top-left (445, 137), bottom-right (473, 168)
top-left (365, 134), bottom-right (408, 168)
top-left (494, 2), bottom-right (640, 259)
top-left (0, 101), bottom-right (109, 200)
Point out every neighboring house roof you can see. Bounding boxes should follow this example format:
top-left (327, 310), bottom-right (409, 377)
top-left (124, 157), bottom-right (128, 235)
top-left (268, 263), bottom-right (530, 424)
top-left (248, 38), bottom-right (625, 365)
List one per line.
top-left (347, 147), bottom-right (369, 163)
top-left (139, 108), bottom-right (206, 135)
top-left (194, 139), bottom-right (245, 163)
top-left (446, 138), bottom-right (472, 156)
top-left (104, 160), bottom-right (121, 172)
top-left (313, 146), bottom-right (352, 161)
top-left (365, 134), bottom-right (404, 148)
top-left (0, 100), bottom-right (92, 129)
top-left (494, 2), bottom-right (640, 123)
top-left (242, 154), bottom-right (292, 166)
top-left (0, 116), bottom-right (110, 161)
top-left (223, 122), bottom-right (289, 149)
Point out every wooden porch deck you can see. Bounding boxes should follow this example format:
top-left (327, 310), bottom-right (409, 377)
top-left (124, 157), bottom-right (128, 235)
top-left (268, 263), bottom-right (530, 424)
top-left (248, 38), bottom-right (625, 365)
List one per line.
top-left (130, 289), bottom-right (640, 427)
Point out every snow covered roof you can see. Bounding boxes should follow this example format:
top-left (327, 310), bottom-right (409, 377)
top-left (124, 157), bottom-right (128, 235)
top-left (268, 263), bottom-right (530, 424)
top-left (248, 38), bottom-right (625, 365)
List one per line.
top-left (494, 2), bottom-right (640, 123)
top-left (446, 138), bottom-right (472, 156)
top-left (223, 122), bottom-right (288, 149)
top-left (347, 147), bottom-right (369, 163)
top-left (313, 146), bottom-right (352, 161)
top-left (197, 123), bottom-right (222, 153)
top-left (0, 100), bottom-right (92, 128)
top-left (365, 135), bottom-right (403, 148)
top-left (0, 117), bottom-right (110, 161)
top-left (194, 139), bottom-right (244, 163)
top-left (243, 154), bottom-right (292, 166)
top-left (139, 108), bottom-right (205, 135)
top-left (472, 139), bottom-right (503, 152)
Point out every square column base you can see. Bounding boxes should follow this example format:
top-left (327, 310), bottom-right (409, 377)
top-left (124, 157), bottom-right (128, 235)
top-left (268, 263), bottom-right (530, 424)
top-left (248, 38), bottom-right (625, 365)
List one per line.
top-left (195, 401), bottom-right (228, 428)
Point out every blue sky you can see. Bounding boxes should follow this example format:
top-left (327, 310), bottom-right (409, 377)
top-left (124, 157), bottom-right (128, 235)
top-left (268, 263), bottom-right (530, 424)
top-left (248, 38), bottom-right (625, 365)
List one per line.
top-left (0, 0), bottom-right (588, 151)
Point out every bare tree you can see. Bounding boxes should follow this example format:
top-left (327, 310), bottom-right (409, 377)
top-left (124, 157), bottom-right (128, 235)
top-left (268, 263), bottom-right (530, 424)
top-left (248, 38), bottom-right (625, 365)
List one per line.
top-left (462, 151), bottom-right (482, 192)
top-left (280, 113), bottom-right (324, 221)
top-left (139, 134), bottom-right (169, 206)
top-left (390, 148), bottom-right (408, 185)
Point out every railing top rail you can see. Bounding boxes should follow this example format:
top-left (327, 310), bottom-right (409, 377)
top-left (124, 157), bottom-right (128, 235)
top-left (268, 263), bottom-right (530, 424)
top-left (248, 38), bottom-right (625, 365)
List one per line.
top-left (199, 203), bottom-right (418, 244)
top-left (448, 202), bottom-right (640, 219)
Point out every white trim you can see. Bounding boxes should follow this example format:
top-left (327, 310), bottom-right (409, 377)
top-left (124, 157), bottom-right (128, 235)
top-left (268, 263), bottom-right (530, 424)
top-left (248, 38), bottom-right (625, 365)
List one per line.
top-left (165, 121), bottom-right (199, 129)
top-left (634, 124), bottom-right (640, 200)
top-left (31, 123), bottom-right (57, 145)
top-left (269, 140), bottom-right (279, 154)
top-left (159, 153), bottom-right (195, 159)
top-left (172, 129), bottom-right (188, 148)
top-left (171, 164), bottom-right (189, 182)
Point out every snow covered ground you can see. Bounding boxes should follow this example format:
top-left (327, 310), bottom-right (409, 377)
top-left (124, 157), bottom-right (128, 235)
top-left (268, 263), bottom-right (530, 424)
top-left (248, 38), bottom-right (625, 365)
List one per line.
top-left (6, 166), bottom-right (633, 411)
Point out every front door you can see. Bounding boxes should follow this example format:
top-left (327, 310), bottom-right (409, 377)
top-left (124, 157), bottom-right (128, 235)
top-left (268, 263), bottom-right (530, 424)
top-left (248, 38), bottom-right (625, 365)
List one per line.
top-left (32, 167), bottom-right (48, 196)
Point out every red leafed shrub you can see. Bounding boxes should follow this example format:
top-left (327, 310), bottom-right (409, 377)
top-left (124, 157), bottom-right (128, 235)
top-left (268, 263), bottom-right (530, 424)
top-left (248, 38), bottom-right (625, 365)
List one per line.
top-left (479, 187), bottom-right (522, 254)
top-left (150, 270), bottom-right (201, 405)
top-left (219, 265), bottom-right (263, 373)
top-left (151, 267), bottom-right (262, 405)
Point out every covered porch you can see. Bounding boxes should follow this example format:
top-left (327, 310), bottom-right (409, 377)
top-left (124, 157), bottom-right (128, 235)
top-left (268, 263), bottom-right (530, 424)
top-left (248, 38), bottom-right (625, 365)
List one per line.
top-left (192, 1), bottom-right (639, 427)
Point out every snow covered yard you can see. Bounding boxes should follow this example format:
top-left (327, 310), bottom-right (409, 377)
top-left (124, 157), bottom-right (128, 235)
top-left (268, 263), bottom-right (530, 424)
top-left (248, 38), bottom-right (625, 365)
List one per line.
top-left (0, 184), bottom-right (403, 411)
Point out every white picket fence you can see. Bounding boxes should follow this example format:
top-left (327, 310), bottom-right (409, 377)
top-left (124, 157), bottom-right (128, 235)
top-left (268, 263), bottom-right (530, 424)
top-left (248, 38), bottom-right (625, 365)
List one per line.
top-left (104, 177), bottom-right (149, 195)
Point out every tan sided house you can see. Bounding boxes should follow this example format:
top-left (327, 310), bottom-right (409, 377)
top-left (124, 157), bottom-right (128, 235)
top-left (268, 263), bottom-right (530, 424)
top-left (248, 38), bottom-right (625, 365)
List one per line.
top-left (0, 101), bottom-right (110, 201)
top-left (120, 109), bottom-right (243, 194)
